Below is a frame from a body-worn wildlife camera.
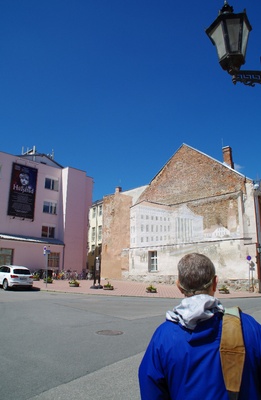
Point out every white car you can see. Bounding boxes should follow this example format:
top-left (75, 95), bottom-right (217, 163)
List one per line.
top-left (0, 265), bottom-right (33, 290)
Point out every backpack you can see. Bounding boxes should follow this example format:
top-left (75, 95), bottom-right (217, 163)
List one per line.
top-left (220, 307), bottom-right (246, 400)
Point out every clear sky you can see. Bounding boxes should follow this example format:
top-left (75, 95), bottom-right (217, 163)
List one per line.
top-left (1, 0), bottom-right (261, 201)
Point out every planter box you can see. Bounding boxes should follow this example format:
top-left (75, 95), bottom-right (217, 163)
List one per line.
top-left (69, 283), bottom-right (79, 287)
top-left (103, 286), bottom-right (114, 290)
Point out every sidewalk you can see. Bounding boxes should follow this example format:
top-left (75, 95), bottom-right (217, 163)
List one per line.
top-left (33, 278), bottom-right (261, 299)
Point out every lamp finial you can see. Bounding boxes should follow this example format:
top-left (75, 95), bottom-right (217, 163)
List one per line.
top-left (220, 1), bottom-right (234, 15)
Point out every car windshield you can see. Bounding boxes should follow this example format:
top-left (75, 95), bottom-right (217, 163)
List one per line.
top-left (13, 269), bottom-right (30, 275)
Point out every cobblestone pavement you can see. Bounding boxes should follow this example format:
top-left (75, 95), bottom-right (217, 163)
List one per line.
top-left (33, 278), bottom-right (261, 299)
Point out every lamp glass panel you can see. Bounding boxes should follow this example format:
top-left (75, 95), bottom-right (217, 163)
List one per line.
top-left (210, 23), bottom-right (226, 59)
top-left (242, 20), bottom-right (250, 57)
top-left (226, 18), bottom-right (241, 52)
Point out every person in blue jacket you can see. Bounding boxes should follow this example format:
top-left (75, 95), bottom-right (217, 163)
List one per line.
top-left (139, 253), bottom-right (261, 399)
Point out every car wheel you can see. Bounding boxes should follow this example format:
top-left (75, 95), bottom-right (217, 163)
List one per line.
top-left (3, 280), bottom-right (9, 290)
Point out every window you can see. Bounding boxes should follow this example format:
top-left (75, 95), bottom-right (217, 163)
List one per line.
top-left (0, 248), bottom-right (13, 265)
top-left (98, 225), bottom-right (102, 241)
top-left (98, 205), bottom-right (102, 216)
top-left (42, 226), bottom-right (55, 238)
top-left (45, 178), bottom-right (59, 191)
top-left (91, 227), bottom-right (95, 241)
top-left (48, 252), bottom-right (60, 270)
top-left (148, 251), bottom-right (158, 272)
top-left (0, 266), bottom-right (10, 273)
top-left (92, 207), bottom-right (96, 218)
top-left (14, 268), bottom-right (30, 275)
top-left (43, 201), bottom-right (57, 214)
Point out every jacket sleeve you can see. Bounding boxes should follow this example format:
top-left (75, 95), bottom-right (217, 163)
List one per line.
top-left (138, 330), bottom-right (171, 400)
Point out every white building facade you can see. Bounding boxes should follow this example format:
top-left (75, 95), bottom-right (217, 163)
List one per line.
top-left (87, 199), bottom-right (103, 274)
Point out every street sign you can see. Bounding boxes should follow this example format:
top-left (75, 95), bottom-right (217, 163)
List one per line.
top-left (43, 246), bottom-right (50, 255)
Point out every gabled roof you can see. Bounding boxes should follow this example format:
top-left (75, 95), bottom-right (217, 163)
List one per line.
top-left (150, 143), bottom-right (249, 183)
top-left (136, 143), bottom-right (251, 206)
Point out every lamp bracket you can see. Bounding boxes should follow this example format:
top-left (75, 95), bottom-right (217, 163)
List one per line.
top-left (230, 69), bottom-right (261, 86)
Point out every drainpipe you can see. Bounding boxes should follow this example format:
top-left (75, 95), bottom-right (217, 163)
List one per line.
top-left (254, 182), bottom-right (261, 292)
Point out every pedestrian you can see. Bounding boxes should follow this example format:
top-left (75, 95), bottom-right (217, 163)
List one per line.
top-left (139, 253), bottom-right (261, 399)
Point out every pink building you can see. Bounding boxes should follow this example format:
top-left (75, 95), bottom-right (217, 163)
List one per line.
top-left (0, 148), bottom-right (93, 275)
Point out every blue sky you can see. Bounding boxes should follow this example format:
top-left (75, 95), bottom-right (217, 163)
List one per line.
top-left (1, 0), bottom-right (261, 201)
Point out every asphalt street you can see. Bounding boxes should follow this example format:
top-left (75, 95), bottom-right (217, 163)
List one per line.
top-left (1, 288), bottom-right (261, 400)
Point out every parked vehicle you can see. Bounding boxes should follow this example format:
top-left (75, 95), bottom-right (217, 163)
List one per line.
top-left (0, 265), bottom-right (33, 290)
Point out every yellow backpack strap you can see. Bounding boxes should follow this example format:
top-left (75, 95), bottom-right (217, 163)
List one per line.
top-left (220, 307), bottom-right (246, 400)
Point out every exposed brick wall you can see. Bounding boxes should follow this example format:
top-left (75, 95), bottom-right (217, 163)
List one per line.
top-left (101, 191), bottom-right (132, 279)
top-left (189, 195), bottom-right (239, 231)
top-left (137, 145), bottom-right (249, 205)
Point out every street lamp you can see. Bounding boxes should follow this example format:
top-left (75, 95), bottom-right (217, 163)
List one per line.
top-left (206, 1), bottom-right (261, 86)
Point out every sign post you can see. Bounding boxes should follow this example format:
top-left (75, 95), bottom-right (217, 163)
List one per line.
top-left (43, 246), bottom-right (50, 288)
top-left (247, 256), bottom-right (255, 292)
top-left (43, 246), bottom-right (47, 288)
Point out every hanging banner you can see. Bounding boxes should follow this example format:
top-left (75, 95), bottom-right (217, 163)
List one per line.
top-left (7, 163), bottom-right (38, 220)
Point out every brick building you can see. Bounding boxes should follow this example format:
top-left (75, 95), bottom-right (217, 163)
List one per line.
top-left (101, 185), bottom-right (147, 279)
top-left (101, 144), bottom-right (261, 288)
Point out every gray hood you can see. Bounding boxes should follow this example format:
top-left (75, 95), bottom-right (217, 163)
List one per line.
top-left (166, 294), bottom-right (224, 330)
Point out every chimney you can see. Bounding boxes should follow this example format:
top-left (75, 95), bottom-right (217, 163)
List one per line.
top-left (115, 186), bottom-right (122, 194)
top-left (222, 146), bottom-right (234, 169)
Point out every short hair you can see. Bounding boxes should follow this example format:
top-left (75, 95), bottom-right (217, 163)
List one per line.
top-left (178, 253), bottom-right (216, 295)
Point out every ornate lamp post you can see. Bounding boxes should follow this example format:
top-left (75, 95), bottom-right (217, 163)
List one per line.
top-left (206, 1), bottom-right (261, 86)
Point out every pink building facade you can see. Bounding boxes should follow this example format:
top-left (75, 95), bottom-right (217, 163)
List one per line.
top-left (0, 149), bottom-right (93, 275)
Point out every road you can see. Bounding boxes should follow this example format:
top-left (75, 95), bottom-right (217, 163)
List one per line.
top-left (1, 289), bottom-right (261, 400)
